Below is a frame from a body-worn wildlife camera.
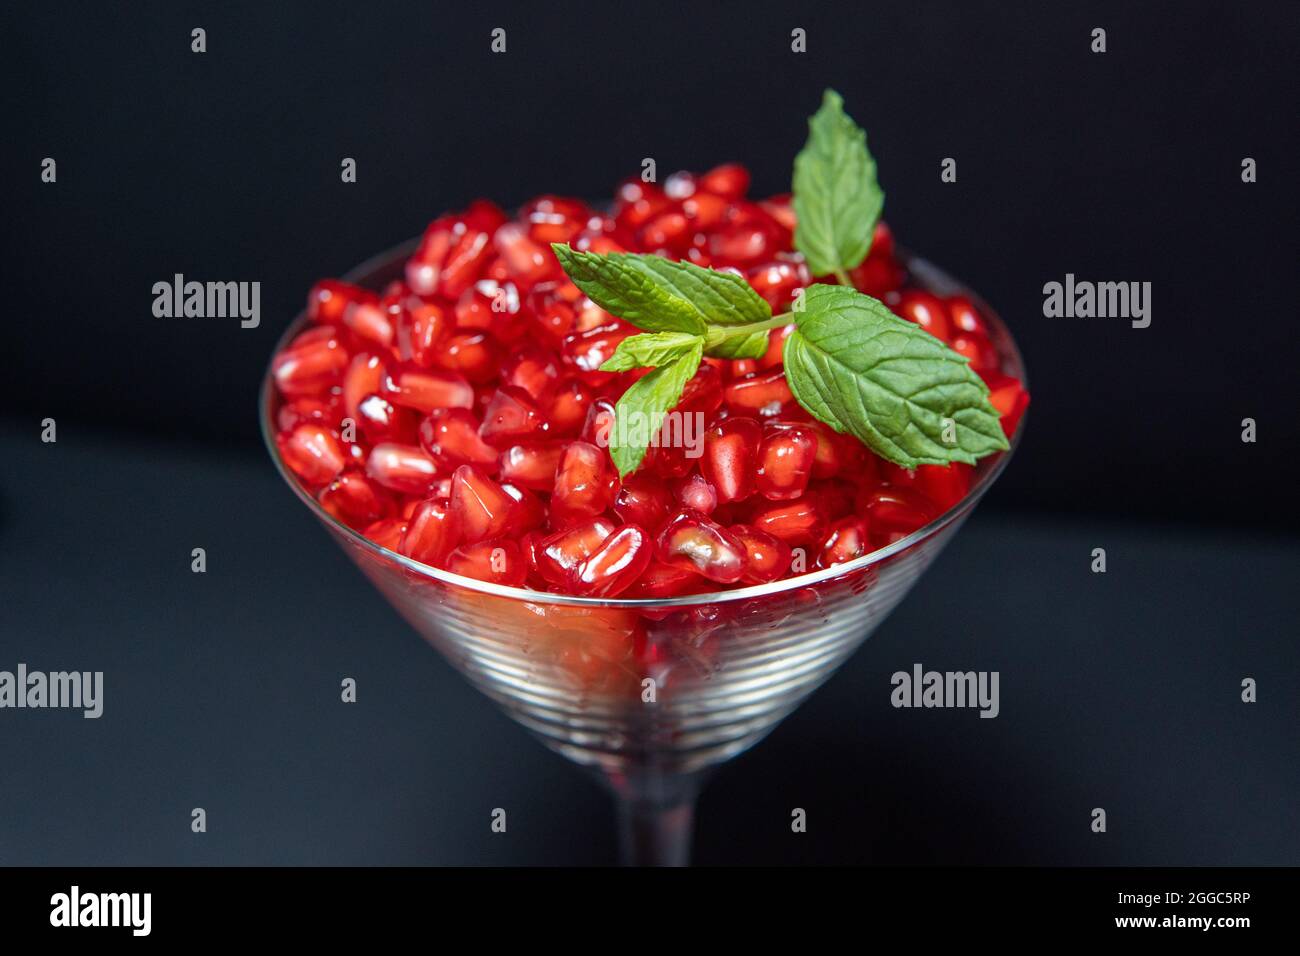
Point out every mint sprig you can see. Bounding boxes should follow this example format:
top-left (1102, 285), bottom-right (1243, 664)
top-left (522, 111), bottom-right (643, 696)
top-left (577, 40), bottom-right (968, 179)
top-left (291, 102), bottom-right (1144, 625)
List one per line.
top-left (554, 89), bottom-right (1009, 476)
top-left (792, 89), bottom-right (884, 281)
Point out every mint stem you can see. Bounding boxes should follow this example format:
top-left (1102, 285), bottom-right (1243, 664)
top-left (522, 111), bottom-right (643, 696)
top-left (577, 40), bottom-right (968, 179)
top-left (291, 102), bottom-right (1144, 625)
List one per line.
top-left (833, 268), bottom-right (852, 286)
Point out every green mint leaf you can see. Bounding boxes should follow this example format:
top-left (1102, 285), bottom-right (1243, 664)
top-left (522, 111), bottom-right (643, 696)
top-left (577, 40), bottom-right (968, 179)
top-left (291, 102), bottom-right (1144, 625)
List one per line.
top-left (600, 331), bottom-right (706, 372)
top-left (551, 245), bottom-right (771, 336)
top-left (782, 284), bottom-right (1008, 468)
top-left (608, 340), bottom-right (704, 476)
top-left (792, 89), bottom-right (884, 278)
top-left (703, 328), bottom-right (770, 360)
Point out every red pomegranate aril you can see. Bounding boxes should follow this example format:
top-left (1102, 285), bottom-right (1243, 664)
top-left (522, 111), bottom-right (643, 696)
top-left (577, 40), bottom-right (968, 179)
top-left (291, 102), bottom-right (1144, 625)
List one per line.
top-left (751, 495), bottom-right (824, 545)
top-left (436, 331), bottom-right (502, 384)
top-left (318, 469), bottom-right (392, 530)
top-left (817, 517), bottom-right (871, 568)
top-left (671, 472), bottom-right (719, 515)
top-left (437, 229), bottom-right (492, 299)
top-left (709, 223), bottom-right (774, 266)
top-left (572, 525), bottom-right (653, 597)
top-left (449, 464), bottom-right (517, 544)
top-left (493, 222), bottom-right (556, 286)
top-left (755, 423), bottom-right (817, 500)
top-left (562, 322), bottom-right (633, 380)
top-left (386, 367), bottom-right (474, 414)
top-left (613, 177), bottom-right (671, 230)
top-left (849, 255), bottom-right (905, 297)
top-left (946, 295), bottom-right (989, 336)
top-left (699, 163), bottom-right (751, 200)
top-left (681, 191), bottom-right (728, 231)
top-left (552, 441), bottom-right (614, 522)
top-left (342, 300), bottom-right (395, 348)
top-left (357, 393), bottom-right (418, 445)
top-left (479, 384), bottom-right (547, 446)
top-left (747, 259), bottom-right (807, 311)
top-left (277, 396), bottom-right (341, 432)
top-left (498, 442), bottom-right (564, 491)
top-left (418, 407), bottom-right (499, 469)
top-left (675, 362), bottom-right (724, 416)
top-left (446, 539), bottom-right (527, 587)
top-left (273, 327), bottom-right (349, 397)
top-left (544, 376), bottom-right (595, 437)
top-left (724, 369), bottom-right (795, 416)
top-left (366, 442), bottom-right (440, 496)
top-left (810, 478), bottom-right (857, 521)
top-left (523, 196), bottom-right (589, 245)
top-left (613, 474), bottom-right (673, 531)
top-left (308, 279), bottom-right (378, 327)
top-left (860, 487), bottom-right (936, 543)
top-left (500, 346), bottom-right (560, 400)
top-left (701, 417), bottom-right (761, 503)
top-left (580, 397), bottom-right (617, 448)
top-left (397, 302), bottom-right (448, 368)
top-left (342, 353), bottom-right (389, 421)
top-left (759, 193), bottom-right (797, 232)
top-left (639, 210), bottom-right (693, 254)
top-left (537, 517), bottom-right (618, 587)
top-left (399, 498), bottom-right (460, 565)
top-left (364, 517), bottom-right (408, 552)
top-left (730, 524), bottom-right (791, 584)
top-left (915, 463), bottom-right (970, 511)
top-left (890, 290), bottom-right (952, 342)
top-left (951, 332), bottom-right (1000, 374)
top-left (624, 560), bottom-right (710, 599)
top-left (278, 424), bottom-right (347, 486)
top-left (657, 509), bottom-right (747, 584)
top-left (986, 375), bottom-right (1029, 435)
top-left (500, 482), bottom-right (546, 533)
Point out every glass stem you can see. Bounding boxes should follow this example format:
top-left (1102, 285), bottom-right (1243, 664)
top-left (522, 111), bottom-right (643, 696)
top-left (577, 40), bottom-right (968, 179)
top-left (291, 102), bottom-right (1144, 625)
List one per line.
top-left (616, 795), bottom-right (696, 867)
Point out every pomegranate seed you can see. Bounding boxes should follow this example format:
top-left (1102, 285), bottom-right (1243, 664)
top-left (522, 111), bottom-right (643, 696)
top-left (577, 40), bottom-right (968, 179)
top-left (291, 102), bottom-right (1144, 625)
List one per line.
top-left (272, 327), bottom-right (349, 397)
top-left (701, 417), bottom-right (761, 503)
top-left (809, 478), bottom-right (857, 521)
top-left (698, 163), bottom-right (750, 200)
top-left (543, 376), bottom-right (595, 437)
top-left (754, 422), bottom-right (818, 500)
top-left (307, 279), bottom-right (378, 326)
top-left (946, 295), bottom-right (989, 336)
top-left (438, 229), bottom-right (492, 299)
top-left (859, 488), bottom-right (936, 545)
top-left (817, 517), bottom-right (872, 568)
top-left (915, 463), bottom-right (970, 511)
top-left (418, 407), bottom-right (499, 470)
top-left (449, 465), bottom-right (516, 544)
top-left (562, 322), bottom-right (633, 380)
top-left (675, 362), bottom-right (725, 416)
top-left (724, 368), bottom-right (795, 416)
top-left (500, 482), bottom-right (546, 532)
top-left (750, 495), bottom-right (824, 545)
top-left (759, 193), bottom-right (797, 233)
top-left (572, 525), bottom-right (653, 597)
top-left (985, 374), bottom-right (1029, 435)
top-left (500, 345), bottom-right (560, 400)
top-left (277, 396), bottom-right (341, 432)
top-left (664, 170), bottom-right (697, 200)
top-left (537, 517), bottom-right (617, 587)
top-left (681, 191), bottom-right (728, 230)
top-left (613, 474), bottom-right (673, 532)
top-left (581, 397), bottom-right (617, 448)
top-left (364, 517), bottom-right (408, 552)
top-left (950, 332), bottom-right (1000, 373)
top-left (729, 524), bottom-right (791, 584)
top-left (343, 300), bottom-right (395, 348)
top-left (849, 255), bottom-right (905, 297)
top-left (498, 442), bottom-right (564, 491)
top-left (613, 177), bottom-right (671, 231)
top-left (747, 259), bottom-right (807, 311)
top-left (278, 424), bottom-right (346, 485)
top-left (552, 441), bottom-right (615, 523)
top-left (342, 353), bottom-right (389, 421)
top-left (708, 223), bottom-right (774, 266)
top-left (399, 498), bottom-right (460, 566)
top-left (493, 222), bottom-right (556, 286)
top-left (624, 560), bottom-right (710, 599)
top-left (366, 442), bottom-right (440, 496)
top-left (446, 539), bottom-right (527, 587)
top-left (433, 330), bottom-right (502, 385)
top-left (479, 384), bottom-right (547, 446)
top-left (356, 393), bottom-right (418, 445)
top-left (890, 290), bottom-right (952, 342)
top-left (522, 195), bottom-right (589, 245)
top-left (318, 469), bottom-right (391, 529)
top-left (386, 367), bottom-right (474, 414)
top-left (656, 509), bottom-right (747, 584)
top-left (670, 472), bottom-right (719, 514)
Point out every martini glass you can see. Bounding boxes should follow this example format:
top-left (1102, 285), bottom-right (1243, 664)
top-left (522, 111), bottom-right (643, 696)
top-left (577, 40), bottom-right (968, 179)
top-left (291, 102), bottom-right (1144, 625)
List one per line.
top-left (260, 241), bottom-right (1026, 866)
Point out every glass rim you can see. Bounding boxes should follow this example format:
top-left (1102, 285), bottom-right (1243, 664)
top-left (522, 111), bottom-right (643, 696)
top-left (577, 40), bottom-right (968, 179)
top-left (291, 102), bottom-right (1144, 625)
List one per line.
top-left (259, 238), bottom-right (1027, 608)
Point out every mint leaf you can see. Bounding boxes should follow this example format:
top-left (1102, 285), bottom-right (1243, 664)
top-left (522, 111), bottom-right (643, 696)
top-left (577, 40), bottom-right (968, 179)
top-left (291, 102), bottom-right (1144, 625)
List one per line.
top-left (702, 328), bottom-right (769, 360)
top-left (608, 340), bottom-right (704, 476)
top-left (600, 331), bottom-right (705, 372)
top-left (552, 246), bottom-right (772, 342)
top-left (792, 89), bottom-right (884, 278)
top-left (782, 285), bottom-right (1008, 468)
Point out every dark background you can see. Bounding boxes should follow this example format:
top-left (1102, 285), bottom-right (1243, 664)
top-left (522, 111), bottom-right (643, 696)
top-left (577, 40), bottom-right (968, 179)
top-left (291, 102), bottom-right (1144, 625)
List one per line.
top-left (1, 0), bottom-right (1297, 866)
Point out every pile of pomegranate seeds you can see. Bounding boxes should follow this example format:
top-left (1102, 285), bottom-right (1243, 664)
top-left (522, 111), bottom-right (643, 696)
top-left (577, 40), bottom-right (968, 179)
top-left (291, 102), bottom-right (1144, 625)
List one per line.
top-left (272, 165), bottom-right (1029, 598)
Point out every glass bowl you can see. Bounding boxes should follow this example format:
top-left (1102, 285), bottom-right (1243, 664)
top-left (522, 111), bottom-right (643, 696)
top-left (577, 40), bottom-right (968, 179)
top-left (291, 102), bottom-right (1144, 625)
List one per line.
top-left (260, 239), bottom-right (1026, 864)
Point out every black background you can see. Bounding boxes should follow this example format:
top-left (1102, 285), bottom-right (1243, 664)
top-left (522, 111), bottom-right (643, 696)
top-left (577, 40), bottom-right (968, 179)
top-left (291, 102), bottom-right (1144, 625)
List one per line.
top-left (2, 1), bottom-right (1297, 867)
